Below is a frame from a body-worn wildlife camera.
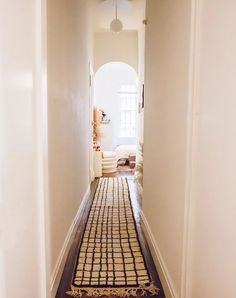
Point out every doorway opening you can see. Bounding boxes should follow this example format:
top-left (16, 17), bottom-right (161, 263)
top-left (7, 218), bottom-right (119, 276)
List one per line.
top-left (93, 62), bottom-right (139, 177)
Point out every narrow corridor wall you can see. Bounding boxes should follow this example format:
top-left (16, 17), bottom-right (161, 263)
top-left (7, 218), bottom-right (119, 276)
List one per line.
top-left (47, 0), bottom-right (92, 291)
top-left (187, 1), bottom-right (236, 297)
top-left (143, 1), bottom-right (236, 297)
top-left (0, 0), bottom-right (47, 297)
top-left (135, 20), bottom-right (146, 187)
top-left (143, 0), bottom-right (192, 296)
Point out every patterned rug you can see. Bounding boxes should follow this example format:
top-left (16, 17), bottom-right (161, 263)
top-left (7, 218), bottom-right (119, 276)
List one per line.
top-left (67, 177), bottom-right (159, 297)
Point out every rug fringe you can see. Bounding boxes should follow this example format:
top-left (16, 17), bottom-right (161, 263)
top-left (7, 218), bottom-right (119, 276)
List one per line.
top-left (66, 282), bottom-right (159, 297)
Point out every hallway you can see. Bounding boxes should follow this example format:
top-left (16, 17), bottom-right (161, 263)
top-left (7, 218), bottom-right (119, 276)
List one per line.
top-left (1, 0), bottom-right (236, 297)
top-left (56, 175), bottom-right (165, 298)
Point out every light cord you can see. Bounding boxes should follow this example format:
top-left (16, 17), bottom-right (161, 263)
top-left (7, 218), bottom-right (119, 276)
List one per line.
top-left (115, 0), bottom-right (118, 19)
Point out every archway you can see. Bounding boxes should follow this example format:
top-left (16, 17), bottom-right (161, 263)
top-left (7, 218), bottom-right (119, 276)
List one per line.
top-left (94, 62), bottom-right (138, 152)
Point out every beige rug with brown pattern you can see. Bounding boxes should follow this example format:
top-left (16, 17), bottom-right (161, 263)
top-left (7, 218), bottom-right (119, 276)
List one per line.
top-left (67, 177), bottom-right (159, 297)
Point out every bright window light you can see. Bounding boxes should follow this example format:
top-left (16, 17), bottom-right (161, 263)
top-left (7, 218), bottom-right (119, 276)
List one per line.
top-left (119, 85), bottom-right (137, 138)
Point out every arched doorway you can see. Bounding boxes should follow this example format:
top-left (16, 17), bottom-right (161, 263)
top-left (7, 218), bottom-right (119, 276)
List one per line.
top-left (94, 62), bottom-right (138, 151)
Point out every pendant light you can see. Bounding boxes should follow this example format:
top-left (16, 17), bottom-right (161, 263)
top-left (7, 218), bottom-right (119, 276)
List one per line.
top-left (110, 0), bottom-right (123, 33)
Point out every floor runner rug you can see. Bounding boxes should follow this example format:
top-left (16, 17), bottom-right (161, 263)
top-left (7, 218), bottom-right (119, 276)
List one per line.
top-left (67, 177), bottom-right (159, 297)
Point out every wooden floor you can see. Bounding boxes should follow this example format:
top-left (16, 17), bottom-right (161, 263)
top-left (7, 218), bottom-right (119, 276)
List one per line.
top-left (56, 172), bottom-right (165, 298)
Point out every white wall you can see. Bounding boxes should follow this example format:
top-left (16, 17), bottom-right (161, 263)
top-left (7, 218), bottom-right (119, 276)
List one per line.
top-left (137, 1), bottom-right (146, 147)
top-left (94, 62), bottom-right (138, 151)
top-left (94, 31), bottom-right (138, 73)
top-left (135, 18), bottom-right (146, 187)
top-left (187, 1), bottom-right (236, 297)
top-left (47, 0), bottom-right (91, 290)
top-left (144, 0), bottom-right (236, 297)
top-left (143, 0), bottom-right (192, 296)
top-left (0, 0), bottom-right (47, 297)
top-left (137, 25), bottom-right (145, 145)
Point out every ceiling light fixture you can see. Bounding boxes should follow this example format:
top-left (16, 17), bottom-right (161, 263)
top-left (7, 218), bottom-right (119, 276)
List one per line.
top-left (110, 0), bottom-right (123, 33)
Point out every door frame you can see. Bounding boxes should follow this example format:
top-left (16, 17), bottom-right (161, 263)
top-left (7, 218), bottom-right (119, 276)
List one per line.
top-left (89, 62), bottom-right (95, 182)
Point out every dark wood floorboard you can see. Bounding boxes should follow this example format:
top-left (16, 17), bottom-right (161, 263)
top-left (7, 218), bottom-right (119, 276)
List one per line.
top-left (56, 173), bottom-right (165, 298)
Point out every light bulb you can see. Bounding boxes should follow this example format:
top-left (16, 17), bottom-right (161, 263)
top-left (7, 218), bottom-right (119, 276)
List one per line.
top-left (110, 18), bottom-right (123, 33)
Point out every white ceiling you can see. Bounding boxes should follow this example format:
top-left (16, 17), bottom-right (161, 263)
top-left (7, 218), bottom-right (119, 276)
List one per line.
top-left (91, 0), bottom-right (146, 32)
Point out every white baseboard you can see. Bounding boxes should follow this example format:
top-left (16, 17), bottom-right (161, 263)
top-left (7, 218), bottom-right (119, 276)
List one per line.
top-left (136, 181), bottom-right (143, 196)
top-left (50, 186), bottom-right (90, 298)
top-left (141, 211), bottom-right (179, 298)
top-left (90, 167), bottom-right (95, 183)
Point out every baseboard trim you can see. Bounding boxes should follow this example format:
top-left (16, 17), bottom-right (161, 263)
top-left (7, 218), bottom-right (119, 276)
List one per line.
top-left (140, 211), bottom-right (178, 298)
top-left (50, 186), bottom-right (90, 298)
top-left (136, 181), bottom-right (143, 196)
top-left (90, 168), bottom-right (95, 183)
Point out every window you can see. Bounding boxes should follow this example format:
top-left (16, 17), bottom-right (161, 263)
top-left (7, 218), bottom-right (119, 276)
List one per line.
top-left (119, 85), bottom-right (137, 138)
